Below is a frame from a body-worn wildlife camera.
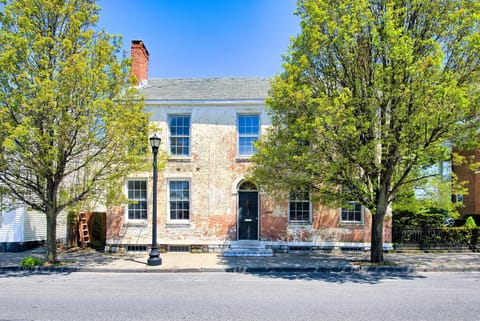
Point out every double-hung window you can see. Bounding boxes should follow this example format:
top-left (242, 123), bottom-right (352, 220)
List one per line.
top-left (169, 180), bottom-right (190, 220)
top-left (168, 115), bottom-right (190, 156)
top-left (237, 114), bottom-right (259, 156)
top-left (289, 190), bottom-right (311, 223)
top-left (341, 201), bottom-right (363, 223)
top-left (127, 180), bottom-right (147, 220)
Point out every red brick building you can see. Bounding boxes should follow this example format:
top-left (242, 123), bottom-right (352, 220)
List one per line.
top-left (453, 150), bottom-right (480, 216)
top-left (104, 40), bottom-right (392, 254)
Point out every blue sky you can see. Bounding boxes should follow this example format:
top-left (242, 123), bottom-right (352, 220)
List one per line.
top-left (97, 0), bottom-right (299, 78)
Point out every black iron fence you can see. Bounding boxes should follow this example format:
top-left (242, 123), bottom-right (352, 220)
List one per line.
top-left (392, 227), bottom-right (479, 251)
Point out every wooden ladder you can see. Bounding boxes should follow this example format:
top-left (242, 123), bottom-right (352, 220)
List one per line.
top-left (79, 212), bottom-right (90, 248)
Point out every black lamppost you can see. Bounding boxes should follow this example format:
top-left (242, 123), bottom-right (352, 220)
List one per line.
top-left (147, 134), bottom-right (162, 266)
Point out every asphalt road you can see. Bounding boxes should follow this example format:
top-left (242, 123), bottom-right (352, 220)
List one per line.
top-left (1, 271), bottom-right (479, 321)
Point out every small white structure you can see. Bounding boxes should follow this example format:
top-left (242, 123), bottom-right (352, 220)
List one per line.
top-left (0, 206), bottom-right (66, 252)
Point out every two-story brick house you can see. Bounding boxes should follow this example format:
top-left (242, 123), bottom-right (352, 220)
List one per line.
top-left (105, 40), bottom-right (392, 254)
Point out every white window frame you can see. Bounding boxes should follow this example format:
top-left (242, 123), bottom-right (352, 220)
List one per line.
top-left (167, 179), bottom-right (191, 223)
top-left (237, 114), bottom-right (260, 156)
top-left (288, 190), bottom-right (312, 223)
top-left (168, 114), bottom-right (191, 157)
top-left (340, 201), bottom-right (364, 224)
top-left (125, 179), bottom-right (148, 221)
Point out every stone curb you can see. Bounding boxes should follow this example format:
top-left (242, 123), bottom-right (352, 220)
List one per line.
top-left (413, 266), bottom-right (480, 273)
top-left (2, 264), bottom-right (478, 274)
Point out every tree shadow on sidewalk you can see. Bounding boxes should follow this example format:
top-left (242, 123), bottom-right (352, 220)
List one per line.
top-left (0, 247), bottom-right (124, 278)
top-left (246, 270), bottom-right (425, 284)
top-left (219, 254), bottom-right (425, 284)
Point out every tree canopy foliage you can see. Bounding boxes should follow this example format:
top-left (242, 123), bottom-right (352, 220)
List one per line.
top-left (0, 0), bottom-right (149, 262)
top-left (252, 0), bottom-right (480, 262)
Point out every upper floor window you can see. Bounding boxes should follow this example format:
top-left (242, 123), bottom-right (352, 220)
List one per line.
top-left (341, 201), bottom-right (363, 223)
top-left (169, 180), bottom-right (190, 220)
top-left (237, 114), bottom-right (259, 156)
top-left (127, 179), bottom-right (147, 220)
top-left (168, 115), bottom-right (190, 156)
top-left (289, 190), bottom-right (311, 223)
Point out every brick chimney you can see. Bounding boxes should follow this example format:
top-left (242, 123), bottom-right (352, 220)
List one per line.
top-left (131, 40), bottom-right (149, 85)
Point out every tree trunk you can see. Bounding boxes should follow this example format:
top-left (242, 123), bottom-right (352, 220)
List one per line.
top-left (370, 210), bottom-right (385, 263)
top-left (46, 210), bottom-right (58, 264)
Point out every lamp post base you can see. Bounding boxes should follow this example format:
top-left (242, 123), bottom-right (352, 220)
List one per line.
top-left (147, 248), bottom-right (162, 266)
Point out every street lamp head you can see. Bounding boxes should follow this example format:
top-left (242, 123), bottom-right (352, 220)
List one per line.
top-left (149, 134), bottom-right (161, 152)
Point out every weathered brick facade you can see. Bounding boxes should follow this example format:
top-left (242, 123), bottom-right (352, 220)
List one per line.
top-left (105, 40), bottom-right (392, 253)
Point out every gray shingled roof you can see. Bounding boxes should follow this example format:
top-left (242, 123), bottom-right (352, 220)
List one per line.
top-left (140, 78), bottom-right (270, 101)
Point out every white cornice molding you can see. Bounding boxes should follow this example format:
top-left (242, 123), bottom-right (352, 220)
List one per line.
top-left (144, 99), bottom-right (265, 106)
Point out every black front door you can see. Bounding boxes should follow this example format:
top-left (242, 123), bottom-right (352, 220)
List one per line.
top-left (238, 191), bottom-right (259, 240)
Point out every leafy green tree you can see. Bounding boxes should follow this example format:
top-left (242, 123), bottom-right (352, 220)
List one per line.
top-left (252, 0), bottom-right (480, 262)
top-left (393, 162), bottom-right (468, 224)
top-left (0, 0), bottom-right (149, 263)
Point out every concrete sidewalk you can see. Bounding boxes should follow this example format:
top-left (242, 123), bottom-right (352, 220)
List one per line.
top-left (1, 247), bottom-right (480, 273)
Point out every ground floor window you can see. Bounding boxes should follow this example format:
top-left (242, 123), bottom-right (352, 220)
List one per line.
top-left (289, 190), bottom-right (311, 222)
top-left (169, 180), bottom-right (190, 220)
top-left (127, 180), bottom-right (147, 220)
top-left (341, 201), bottom-right (363, 223)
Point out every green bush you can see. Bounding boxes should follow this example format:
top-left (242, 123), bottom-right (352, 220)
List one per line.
top-left (464, 216), bottom-right (478, 229)
top-left (392, 210), bottom-right (445, 229)
top-left (20, 256), bottom-right (43, 268)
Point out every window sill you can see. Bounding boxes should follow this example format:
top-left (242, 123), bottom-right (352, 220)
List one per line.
top-left (123, 221), bottom-right (148, 227)
top-left (168, 157), bottom-right (192, 163)
top-left (340, 222), bottom-right (365, 228)
top-left (235, 156), bottom-right (253, 163)
top-left (166, 222), bottom-right (191, 228)
top-left (288, 221), bottom-right (312, 225)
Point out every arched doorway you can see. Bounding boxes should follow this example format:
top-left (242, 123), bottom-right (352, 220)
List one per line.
top-left (237, 181), bottom-right (259, 240)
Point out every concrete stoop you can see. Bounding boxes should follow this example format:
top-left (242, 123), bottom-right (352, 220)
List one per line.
top-left (222, 241), bottom-right (274, 257)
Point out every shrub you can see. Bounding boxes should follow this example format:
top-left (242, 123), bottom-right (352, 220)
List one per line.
top-left (392, 210), bottom-right (444, 229)
top-left (464, 216), bottom-right (478, 229)
top-left (20, 256), bottom-right (43, 268)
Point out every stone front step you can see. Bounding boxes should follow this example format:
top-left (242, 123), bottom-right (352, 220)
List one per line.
top-left (222, 241), bottom-right (273, 257)
top-left (223, 248), bottom-right (274, 257)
